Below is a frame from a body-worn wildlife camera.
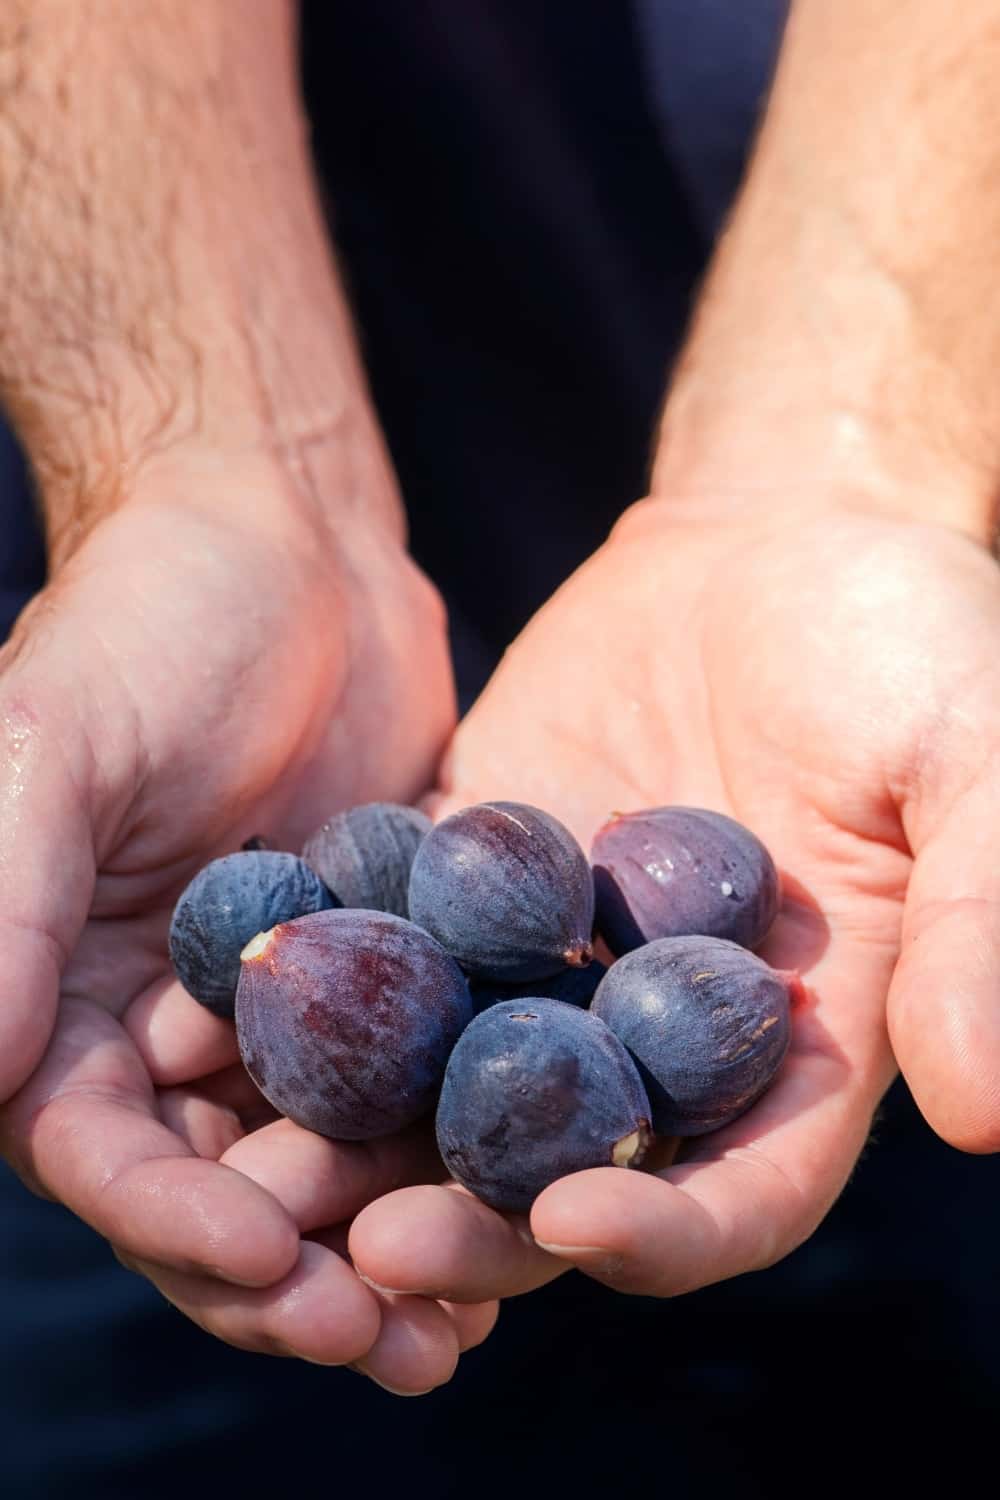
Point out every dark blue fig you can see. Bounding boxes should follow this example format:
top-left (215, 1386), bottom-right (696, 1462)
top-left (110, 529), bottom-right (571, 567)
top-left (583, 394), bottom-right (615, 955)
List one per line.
top-left (592, 806), bottom-right (780, 955)
top-left (169, 851), bottom-right (336, 1017)
top-left (436, 997), bottom-right (652, 1213)
top-left (301, 802), bottom-right (432, 919)
top-left (470, 961), bottom-right (607, 1015)
top-left (591, 936), bottom-right (798, 1136)
top-left (235, 909), bottom-right (473, 1140)
top-left (408, 802), bottom-right (595, 982)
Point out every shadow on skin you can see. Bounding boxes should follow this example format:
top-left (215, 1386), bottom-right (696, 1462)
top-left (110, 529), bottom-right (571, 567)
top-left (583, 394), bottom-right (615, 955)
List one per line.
top-left (759, 869), bottom-right (831, 974)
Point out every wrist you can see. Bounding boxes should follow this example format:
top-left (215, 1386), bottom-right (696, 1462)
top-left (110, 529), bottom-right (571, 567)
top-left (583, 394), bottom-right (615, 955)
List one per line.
top-left (651, 368), bottom-right (998, 545)
top-left (98, 435), bottom-right (405, 572)
top-left (30, 393), bottom-right (405, 579)
top-left (650, 201), bottom-right (999, 543)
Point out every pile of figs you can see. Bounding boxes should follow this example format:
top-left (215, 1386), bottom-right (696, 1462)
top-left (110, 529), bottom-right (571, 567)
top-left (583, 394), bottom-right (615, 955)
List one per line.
top-left (169, 801), bottom-right (799, 1213)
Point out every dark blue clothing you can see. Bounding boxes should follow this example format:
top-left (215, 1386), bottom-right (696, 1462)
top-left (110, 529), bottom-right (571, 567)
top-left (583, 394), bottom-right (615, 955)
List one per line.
top-left (2, 5), bottom-right (999, 1494)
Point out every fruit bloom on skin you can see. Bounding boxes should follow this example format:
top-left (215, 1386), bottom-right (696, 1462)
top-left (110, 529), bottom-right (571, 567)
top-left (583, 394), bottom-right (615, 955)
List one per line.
top-left (591, 935), bottom-right (796, 1135)
top-left (592, 806), bottom-right (780, 955)
top-left (168, 850), bottom-right (336, 1016)
top-left (469, 961), bottom-right (607, 1016)
top-left (301, 802), bottom-right (432, 919)
top-left (408, 801), bottom-right (595, 982)
top-left (235, 909), bottom-right (474, 1140)
top-left (436, 998), bottom-right (652, 1213)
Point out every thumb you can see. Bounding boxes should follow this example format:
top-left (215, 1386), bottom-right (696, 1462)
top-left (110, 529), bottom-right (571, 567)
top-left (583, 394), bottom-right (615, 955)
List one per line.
top-left (0, 679), bottom-right (96, 1102)
top-left (889, 760), bottom-right (1000, 1152)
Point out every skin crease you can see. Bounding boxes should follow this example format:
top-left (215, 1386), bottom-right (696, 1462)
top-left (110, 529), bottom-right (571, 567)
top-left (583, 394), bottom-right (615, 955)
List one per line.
top-left (6, 0), bottom-right (1000, 1397)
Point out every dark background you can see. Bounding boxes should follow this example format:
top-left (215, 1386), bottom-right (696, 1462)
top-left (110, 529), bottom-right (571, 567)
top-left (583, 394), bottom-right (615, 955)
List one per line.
top-left (2, 4), bottom-right (998, 1493)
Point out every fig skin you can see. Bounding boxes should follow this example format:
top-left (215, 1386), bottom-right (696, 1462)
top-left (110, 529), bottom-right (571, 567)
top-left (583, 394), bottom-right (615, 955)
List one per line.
top-left (469, 961), bottom-right (607, 1016)
top-left (408, 801), bottom-right (595, 982)
top-left (301, 802), bottom-right (432, 919)
top-left (235, 909), bottom-right (473, 1140)
top-left (591, 935), bottom-right (795, 1136)
top-left (592, 806), bottom-right (780, 955)
top-left (168, 850), bottom-right (336, 1017)
top-left (436, 997), bottom-right (652, 1213)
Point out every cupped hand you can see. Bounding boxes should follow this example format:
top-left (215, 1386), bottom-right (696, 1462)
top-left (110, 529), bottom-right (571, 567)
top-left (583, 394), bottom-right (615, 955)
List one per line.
top-left (0, 455), bottom-right (497, 1391)
top-left (350, 498), bottom-right (1000, 1303)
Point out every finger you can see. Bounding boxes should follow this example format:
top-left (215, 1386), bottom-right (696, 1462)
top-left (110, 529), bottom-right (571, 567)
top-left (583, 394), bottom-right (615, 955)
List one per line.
top-left (220, 1117), bottom-right (443, 1233)
top-left (304, 1224), bottom-right (500, 1354)
top-left (438, 1297), bottom-right (500, 1352)
top-left (352, 1291), bottom-right (461, 1395)
top-left (0, 692), bottom-right (95, 1100)
top-left (889, 767), bottom-right (1000, 1150)
top-left (183, 1060), bottom-right (276, 1127)
top-left (296, 1226), bottom-right (486, 1389)
top-left (125, 976), bottom-right (240, 1086)
top-left (530, 937), bottom-right (896, 1295)
top-left (2, 997), bottom-right (299, 1286)
top-left (157, 1085), bottom-right (245, 1158)
top-left (349, 1183), bottom-right (564, 1303)
top-left (121, 1240), bottom-right (381, 1366)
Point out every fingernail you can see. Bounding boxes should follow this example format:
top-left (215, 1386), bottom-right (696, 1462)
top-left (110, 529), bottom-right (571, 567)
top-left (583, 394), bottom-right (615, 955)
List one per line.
top-left (534, 1242), bottom-right (625, 1279)
top-left (357, 1271), bottom-right (416, 1297)
top-left (534, 1241), bottom-right (608, 1258)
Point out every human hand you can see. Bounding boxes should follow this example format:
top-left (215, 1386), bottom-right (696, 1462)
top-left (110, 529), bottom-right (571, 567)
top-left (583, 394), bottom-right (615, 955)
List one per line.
top-left (0, 451), bottom-right (501, 1391)
top-left (351, 0), bottom-right (1000, 1315)
top-left (349, 498), bottom-right (1000, 1303)
top-left (0, 0), bottom-right (500, 1392)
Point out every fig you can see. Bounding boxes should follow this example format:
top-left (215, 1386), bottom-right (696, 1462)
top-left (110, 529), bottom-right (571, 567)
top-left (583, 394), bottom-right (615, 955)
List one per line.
top-left (470, 960), bottom-right (607, 1015)
top-left (592, 806), bottom-right (779, 955)
top-left (408, 801), bottom-right (594, 981)
top-left (436, 997), bottom-right (652, 1213)
top-left (168, 850), bottom-right (336, 1017)
top-left (235, 908), bottom-right (473, 1139)
top-left (302, 802), bottom-right (431, 919)
top-left (591, 935), bottom-right (796, 1135)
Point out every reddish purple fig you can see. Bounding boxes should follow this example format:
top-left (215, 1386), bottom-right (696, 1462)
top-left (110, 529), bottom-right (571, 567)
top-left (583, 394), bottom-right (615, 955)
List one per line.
top-left (235, 909), bottom-right (473, 1140)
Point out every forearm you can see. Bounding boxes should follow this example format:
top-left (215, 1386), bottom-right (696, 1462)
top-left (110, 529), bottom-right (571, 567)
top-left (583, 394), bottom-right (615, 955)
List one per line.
top-left (653, 0), bottom-right (1000, 542)
top-left (0, 0), bottom-right (400, 565)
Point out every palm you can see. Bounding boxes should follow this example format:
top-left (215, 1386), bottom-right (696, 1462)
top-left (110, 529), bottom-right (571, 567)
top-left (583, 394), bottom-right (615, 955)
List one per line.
top-left (54, 495), bottom-right (449, 1021)
top-left (350, 502), bottom-right (1000, 1300)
